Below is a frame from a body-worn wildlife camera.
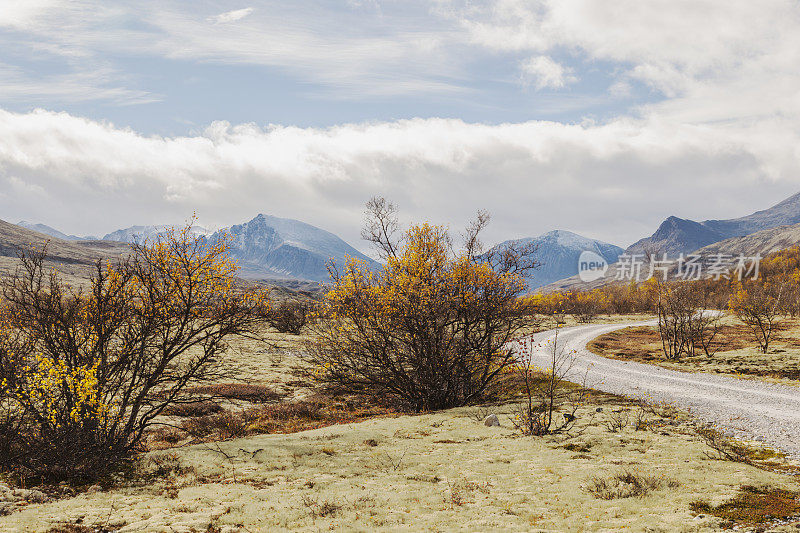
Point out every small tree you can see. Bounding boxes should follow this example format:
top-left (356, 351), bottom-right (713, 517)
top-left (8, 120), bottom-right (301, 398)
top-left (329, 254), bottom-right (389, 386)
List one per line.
top-left (306, 198), bottom-right (537, 412)
top-left (0, 225), bottom-right (270, 482)
top-left (510, 330), bottom-right (585, 435)
top-left (645, 279), bottom-right (720, 359)
top-left (268, 299), bottom-right (313, 335)
top-left (728, 281), bottom-right (784, 353)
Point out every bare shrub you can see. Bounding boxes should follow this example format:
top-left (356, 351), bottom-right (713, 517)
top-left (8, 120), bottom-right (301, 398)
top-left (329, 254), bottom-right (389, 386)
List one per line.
top-left (605, 409), bottom-right (629, 432)
top-left (302, 495), bottom-right (341, 519)
top-left (697, 426), bottom-right (757, 464)
top-left (177, 395), bottom-right (394, 442)
top-left (510, 330), bottom-right (587, 436)
top-left (184, 383), bottom-right (282, 403)
top-left (182, 409), bottom-right (255, 440)
top-left (587, 470), bottom-right (674, 499)
top-left (647, 280), bottom-right (720, 359)
top-left (633, 404), bottom-right (651, 431)
top-left (729, 281), bottom-right (784, 353)
top-left (161, 400), bottom-right (224, 418)
top-left (268, 300), bottom-right (313, 335)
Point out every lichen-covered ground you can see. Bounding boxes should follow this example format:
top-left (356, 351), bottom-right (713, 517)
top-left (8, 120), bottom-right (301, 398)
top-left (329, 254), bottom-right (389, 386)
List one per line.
top-left (3, 398), bottom-right (800, 532)
top-left (3, 317), bottom-right (800, 532)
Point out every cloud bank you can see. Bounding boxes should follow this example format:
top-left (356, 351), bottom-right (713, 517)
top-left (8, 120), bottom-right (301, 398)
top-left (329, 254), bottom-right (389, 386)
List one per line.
top-left (1, 107), bottom-right (797, 250)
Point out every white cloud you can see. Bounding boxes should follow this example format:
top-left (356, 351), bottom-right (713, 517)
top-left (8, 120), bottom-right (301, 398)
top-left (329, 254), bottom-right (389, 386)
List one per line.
top-left (207, 7), bottom-right (254, 24)
top-left (0, 0), bottom-right (65, 30)
top-left (1, 108), bottom-right (798, 249)
top-left (441, 0), bottom-right (800, 111)
top-left (520, 56), bottom-right (576, 89)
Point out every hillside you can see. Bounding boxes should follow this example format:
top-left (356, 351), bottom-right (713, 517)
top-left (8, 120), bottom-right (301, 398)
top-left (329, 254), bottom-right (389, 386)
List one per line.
top-left (16, 221), bottom-right (92, 241)
top-left (0, 219), bottom-right (129, 284)
top-left (691, 222), bottom-right (800, 257)
top-left (490, 230), bottom-right (623, 289)
top-left (627, 191), bottom-right (800, 255)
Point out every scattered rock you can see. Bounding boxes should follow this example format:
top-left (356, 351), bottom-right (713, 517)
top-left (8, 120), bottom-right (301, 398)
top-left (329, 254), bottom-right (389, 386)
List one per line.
top-left (484, 414), bottom-right (500, 427)
top-left (22, 489), bottom-right (48, 503)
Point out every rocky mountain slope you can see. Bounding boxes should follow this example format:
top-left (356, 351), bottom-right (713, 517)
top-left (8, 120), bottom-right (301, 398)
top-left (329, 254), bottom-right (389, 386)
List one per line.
top-left (103, 225), bottom-right (210, 243)
top-left (489, 230), bottom-right (623, 290)
top-left (207, 214), bottom-right (380, 283)
top-left (691, 222), bottom-right (800, 258)
top-left (627, 191), bottom-right (800, 255)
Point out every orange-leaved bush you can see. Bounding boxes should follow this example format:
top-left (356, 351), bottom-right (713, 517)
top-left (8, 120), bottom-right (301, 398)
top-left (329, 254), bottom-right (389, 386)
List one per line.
top-left (307, 199), bottom-right (536, 412)
top-left (728, 279), bottom-right (784, 353)
top-left (0, 222), bottom-right (270, 482)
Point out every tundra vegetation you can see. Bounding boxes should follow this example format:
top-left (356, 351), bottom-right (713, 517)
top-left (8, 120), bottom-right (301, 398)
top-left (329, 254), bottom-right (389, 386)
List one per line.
top-left (2, 208), bottom-right (800, 531)
top-left (0, 225), bottom-right (271, 483)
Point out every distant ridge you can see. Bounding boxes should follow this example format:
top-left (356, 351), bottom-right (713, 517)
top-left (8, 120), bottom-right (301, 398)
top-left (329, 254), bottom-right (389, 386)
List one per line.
top-left (103, 225), bottom-right (210, 243)
top-left (0, 218), bottom-right (128, 284)
top-left (16, 221), bottom-right (95, 241)
top-left (627, 191), bottom-right (800, 255)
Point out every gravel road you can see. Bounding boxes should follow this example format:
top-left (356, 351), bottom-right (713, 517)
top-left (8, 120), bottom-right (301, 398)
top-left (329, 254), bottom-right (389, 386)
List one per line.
top-left (525, 321), bottom-right (800, 457)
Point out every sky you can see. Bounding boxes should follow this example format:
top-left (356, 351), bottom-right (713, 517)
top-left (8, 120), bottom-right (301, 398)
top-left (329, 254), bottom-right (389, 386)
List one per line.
top-left (1, 0), bottom-right (800, 250)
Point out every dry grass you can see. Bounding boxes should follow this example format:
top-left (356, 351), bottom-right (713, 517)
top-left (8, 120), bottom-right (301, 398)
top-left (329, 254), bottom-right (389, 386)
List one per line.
top-left (587, 316), bottom-right (800, 382)
top-left (45, 526), bottom-right (103, 533)
top-left (586, 469), bottom-right (678, 500)
top-left (183, 382), bottom-right (283, 403)
top-left (148, 394), bottom-right (398, 447)
top-left (5, 317), bottom-right (800, 531)
top-left (691, 485), bottom-right (800, 528)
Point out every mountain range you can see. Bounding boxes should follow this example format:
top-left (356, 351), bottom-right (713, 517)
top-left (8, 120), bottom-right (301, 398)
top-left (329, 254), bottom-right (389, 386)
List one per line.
top-left (10, 190), bottom-right (800, 289)
top-left (543, 192), bottom-right (800, 291)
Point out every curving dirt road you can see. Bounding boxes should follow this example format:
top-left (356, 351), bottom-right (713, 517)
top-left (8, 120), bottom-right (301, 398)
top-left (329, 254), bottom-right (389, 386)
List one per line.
top-left (524, 321), bottom-right (800, 457)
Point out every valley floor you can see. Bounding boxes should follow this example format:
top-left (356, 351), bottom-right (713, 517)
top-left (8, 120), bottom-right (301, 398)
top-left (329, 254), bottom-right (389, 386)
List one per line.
top-left (3, 398), bottom-right (800, 532)
top-left (4, 317), bottom-right (800, 532)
